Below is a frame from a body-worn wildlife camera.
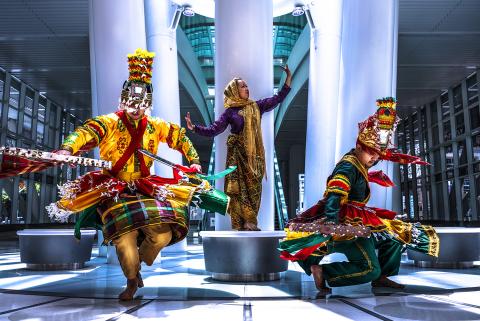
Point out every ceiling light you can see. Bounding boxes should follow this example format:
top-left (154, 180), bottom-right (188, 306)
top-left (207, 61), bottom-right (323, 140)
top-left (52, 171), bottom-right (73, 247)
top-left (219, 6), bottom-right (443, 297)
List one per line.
top-left (182, 6), bottom-right (195, 17)
top-left (291, 6), bottom-right (305, 16)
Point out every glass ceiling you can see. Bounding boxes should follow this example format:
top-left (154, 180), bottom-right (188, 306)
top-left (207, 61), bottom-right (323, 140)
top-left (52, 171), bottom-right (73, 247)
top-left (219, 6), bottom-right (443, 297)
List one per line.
top-left (180, 13), bottom-right (306, 69)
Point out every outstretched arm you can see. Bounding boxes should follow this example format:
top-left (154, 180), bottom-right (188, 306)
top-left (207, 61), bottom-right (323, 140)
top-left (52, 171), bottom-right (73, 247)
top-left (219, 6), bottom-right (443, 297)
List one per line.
top-left (161, 121), bottom-right (201, 165)
top-left (256, 65), bottom-right (292, 114)
top-left (185, 110), bottom-right (230, 137)
top-left (60, 116), bottom-right (109, 154)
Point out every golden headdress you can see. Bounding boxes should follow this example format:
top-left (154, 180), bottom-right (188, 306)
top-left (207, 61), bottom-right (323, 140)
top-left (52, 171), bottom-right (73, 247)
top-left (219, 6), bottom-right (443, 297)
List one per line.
top-left (120, 48), bottom-right (155, 110)
top-left (357, 97), bottom-right (398, 156)
top-left (357, 97), bottom-right (428, 165)
top-left (127, 48), bottom-right (155, 84)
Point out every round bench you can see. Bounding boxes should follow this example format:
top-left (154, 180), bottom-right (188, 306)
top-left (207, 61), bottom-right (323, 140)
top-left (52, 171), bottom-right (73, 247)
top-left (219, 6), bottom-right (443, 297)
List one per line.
top-left (407, 227), bottom-right (480, 268)
top-left (200, 231), bottom-right (288, 282)
top-left (17, 229), bottom-right (96, 270)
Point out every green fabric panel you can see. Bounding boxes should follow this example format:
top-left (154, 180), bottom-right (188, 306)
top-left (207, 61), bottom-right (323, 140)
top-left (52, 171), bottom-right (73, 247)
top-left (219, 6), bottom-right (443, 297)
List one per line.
top-left (404, 224), bottom-right (437, 256)
top-left (278, 234), bottom-right (331, 253)
top-left (375, 238), bottom-right (403, 276)
top-left (74, 205), bottom-right (102, 240)
top-left (194, 189), bottom-right (229, 215)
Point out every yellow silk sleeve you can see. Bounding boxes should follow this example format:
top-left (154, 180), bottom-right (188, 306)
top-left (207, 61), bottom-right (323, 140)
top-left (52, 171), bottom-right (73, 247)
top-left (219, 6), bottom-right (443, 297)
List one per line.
top-left (61, 114), bottom-right (116, 154)
top-left (152, 118), bottom-right (200, 164)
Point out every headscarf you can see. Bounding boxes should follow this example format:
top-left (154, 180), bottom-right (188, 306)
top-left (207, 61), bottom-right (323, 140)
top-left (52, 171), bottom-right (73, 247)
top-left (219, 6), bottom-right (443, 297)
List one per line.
top-left (224, 78), bottom-right (266, 178)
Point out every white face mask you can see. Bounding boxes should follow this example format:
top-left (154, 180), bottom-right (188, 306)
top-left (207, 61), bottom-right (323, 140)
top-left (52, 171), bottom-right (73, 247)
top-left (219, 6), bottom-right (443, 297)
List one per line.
top-left (121, 96), bottom-right (151, 112)
top-left (378, 129), bottom-right (391, 148)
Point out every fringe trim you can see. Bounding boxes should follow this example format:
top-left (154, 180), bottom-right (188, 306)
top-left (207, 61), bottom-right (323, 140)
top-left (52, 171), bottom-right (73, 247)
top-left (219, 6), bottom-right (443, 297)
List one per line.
top-left (153, 185), bottom-right (175, 202)
top-left (57, 180), bottom-right (81, 200)
top-left (46, 202), bottom-right (74, 223)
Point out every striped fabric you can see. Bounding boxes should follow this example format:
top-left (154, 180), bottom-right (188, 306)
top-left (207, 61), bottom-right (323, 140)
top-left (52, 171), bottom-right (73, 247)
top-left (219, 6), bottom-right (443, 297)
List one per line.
top-left (0, 154), bottom-right (54, 179)
top-left (99, 194), bottom-right (188, 245)
top-left (324, 173), bottom-right (351, 197)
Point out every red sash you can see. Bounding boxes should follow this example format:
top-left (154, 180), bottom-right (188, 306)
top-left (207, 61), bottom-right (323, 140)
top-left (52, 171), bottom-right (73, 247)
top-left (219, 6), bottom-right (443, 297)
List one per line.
top-left (110, 111), bottom-right (150, 177)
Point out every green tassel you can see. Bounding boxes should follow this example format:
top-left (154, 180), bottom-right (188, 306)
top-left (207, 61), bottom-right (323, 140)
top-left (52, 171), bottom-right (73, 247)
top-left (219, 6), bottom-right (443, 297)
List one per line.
top-left (197, 166), bottom-right (237, 181)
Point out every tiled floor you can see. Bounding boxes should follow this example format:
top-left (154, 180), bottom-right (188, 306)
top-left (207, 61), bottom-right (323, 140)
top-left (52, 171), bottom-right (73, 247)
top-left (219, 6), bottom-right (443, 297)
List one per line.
top-left (0, 242), bottom-right (479, 320)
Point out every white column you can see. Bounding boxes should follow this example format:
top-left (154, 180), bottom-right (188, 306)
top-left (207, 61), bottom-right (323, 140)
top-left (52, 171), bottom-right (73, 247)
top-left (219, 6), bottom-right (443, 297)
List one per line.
top-left (303, 1), bottom-right (344, 209)
top-left (144, 0), bottom-right (183, 178)
top-left (337, 0), bottom-right (399, 209)
top-left (89, 1), bottom-right (149, 258)
top-left (89, 0), bottom-right (147, 117)
top-left (214, 0), bottom-right (274, 230)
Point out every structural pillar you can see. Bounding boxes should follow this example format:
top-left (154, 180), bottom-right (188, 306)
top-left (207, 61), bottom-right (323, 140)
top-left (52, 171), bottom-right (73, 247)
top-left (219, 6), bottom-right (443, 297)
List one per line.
top-left (144, 0), bottom-right (182, 177)
top-left (89, 1), bottom-right (149, 258)
top-left (303, 1), bottom-right (344, 209)
top-left (214, 0), bottom-right (274, 230)
top-left (337, 0), bottom-right (399, 209)
top-left (89, 0), bottom-right (147, 117)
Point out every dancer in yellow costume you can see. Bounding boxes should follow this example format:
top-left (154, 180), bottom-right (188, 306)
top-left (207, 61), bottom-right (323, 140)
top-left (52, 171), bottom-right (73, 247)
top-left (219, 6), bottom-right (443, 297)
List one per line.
top-left (49, 49), bottom-right (229, 300)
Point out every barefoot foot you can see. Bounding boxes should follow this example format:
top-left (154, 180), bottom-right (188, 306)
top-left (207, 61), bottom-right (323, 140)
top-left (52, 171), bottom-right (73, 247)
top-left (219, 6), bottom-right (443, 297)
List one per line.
top-left (371, 275), bottom-right (405, 289)
top-left (310, 265), bottom-right (331, 293)
top-left (118, 278), bottom-right (139, 301)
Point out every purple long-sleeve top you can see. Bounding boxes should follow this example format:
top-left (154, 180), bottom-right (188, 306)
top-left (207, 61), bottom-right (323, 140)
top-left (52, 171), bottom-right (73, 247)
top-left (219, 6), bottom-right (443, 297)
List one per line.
top-left (194, 84), bottom-right (291, 137)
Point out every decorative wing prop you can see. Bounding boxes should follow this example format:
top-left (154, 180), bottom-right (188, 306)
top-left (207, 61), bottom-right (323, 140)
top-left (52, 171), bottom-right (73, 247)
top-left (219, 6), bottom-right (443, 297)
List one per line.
top-left (0, 147), bottom-right (112, 179)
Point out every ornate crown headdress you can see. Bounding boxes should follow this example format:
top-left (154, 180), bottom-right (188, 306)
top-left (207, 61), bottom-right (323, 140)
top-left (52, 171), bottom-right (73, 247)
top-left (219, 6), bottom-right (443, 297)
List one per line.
top-left (357, 97), bottom-right (398, 156)
top-left (127, 48), bottom-right (155, 84)
top-left (120, 48), bottom-right (155, 109)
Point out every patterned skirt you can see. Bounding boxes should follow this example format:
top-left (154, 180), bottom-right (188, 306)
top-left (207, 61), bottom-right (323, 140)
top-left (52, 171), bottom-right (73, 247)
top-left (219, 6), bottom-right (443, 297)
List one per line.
top-left (224, 134), bottom-right (264, 228)
top-left (279, 200), bottom-right (440, 261)
top-left (47, 170), bottom-right (229, 244)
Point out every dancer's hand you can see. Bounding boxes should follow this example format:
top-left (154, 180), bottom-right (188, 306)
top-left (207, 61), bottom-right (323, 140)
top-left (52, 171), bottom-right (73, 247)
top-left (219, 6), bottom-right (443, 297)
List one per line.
top-left (280, 64), bottom-right (292, 87)
top-left (184, 112), bottom-right (195, 131)
top-left (189, 164), bottom-right (202, 173)
top-left (54, 149), bottom-right (76, 167)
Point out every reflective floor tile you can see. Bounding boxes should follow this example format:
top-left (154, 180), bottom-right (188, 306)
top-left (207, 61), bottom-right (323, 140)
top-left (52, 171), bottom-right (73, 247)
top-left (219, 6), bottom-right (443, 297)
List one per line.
top-left (0, 298), bottom-right (144, 321)
top-left (115, 300), bottom-right (245, 321)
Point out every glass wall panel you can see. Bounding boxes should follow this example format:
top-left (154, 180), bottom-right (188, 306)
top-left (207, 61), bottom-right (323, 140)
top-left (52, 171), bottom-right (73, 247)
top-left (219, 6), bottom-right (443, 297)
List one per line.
top-left (8, 83), bottom-right (19, 108)
top-left (458, 140), bottom-right (467, 165)
top-left (435, 182), bottom-right (444, 219)
top-left (473, 133), bottom-right (480, 165)
top-left (23, 114), bottom-right (32, 139)
top-left (441, 92), bottom-right (450, 119)
top-left (476, 175), bottom-right (480, 216)
top-left (24, 90), bottom-right (34, 116)
top-left (7, 107), bottom-right (18, 133)
top-left (433, 149), bottom-right (441, 172)
top-left (443, 119), bottom-right (451, 142)
top-left (430, 101), bottom-right (438, 125)
top-left (455, 113), bottom-right (465, 136)
top-left (452, 85), bottom-right (463, 112)
top-left (460, 177), bottom-right (471, 221)
top-left (447, 179), bottom-right (456, 221)
top-left (0, 78), bottom-right (4, 120)
top-left (466, 73), bottom-right (478, 105)
top-left (0, 178), bottom-right (14, 224)
top-left (470, 105), bottom-right (480, 130)
top-left (432, 125), bottom-right (439, 145)
top-left (38, 98), bottom-right (46, 123)
top-left (36, 122), bottom-right (45, 145)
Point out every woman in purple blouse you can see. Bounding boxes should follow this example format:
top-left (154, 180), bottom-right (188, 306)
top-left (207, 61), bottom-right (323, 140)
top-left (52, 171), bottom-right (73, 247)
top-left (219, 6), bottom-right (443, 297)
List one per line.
top-left (185, 66), bottom-right (292, 231)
